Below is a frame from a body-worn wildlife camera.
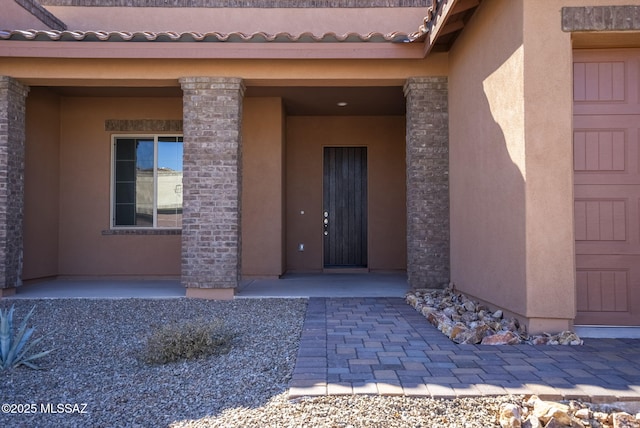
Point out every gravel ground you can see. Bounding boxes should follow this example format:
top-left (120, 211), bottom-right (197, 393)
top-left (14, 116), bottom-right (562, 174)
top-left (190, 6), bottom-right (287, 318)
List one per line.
top-left (174, 394), bottom-right (523, 428)
top-left (1, 298), bottom-right (522, 428)
top-left (1, 298), bottom-right (306, 428)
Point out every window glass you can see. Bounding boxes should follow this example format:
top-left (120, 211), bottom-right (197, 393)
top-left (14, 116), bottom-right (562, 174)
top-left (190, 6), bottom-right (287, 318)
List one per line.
top-left (113, 136), bottom-right (183, 228)
top-left (157, 137), bottom-right (183, 228)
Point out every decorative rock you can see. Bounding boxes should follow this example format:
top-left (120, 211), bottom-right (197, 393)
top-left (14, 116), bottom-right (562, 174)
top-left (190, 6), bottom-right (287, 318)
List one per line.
top-left (574, 408), bottom-right (591, 420)
top-left (481, 331), bottom-right (521, 345)
top-left (461, 311), bottom-right (479, 324)
top-left (421, 306), bottom-right (436, 317)
top-left (532, 398), bottom-right (571, 425)
top-left (406, 294), bottom-right (418, 307)
top-left (460, 324), bottom-right (491, 345)
top-left (405, 288), bottom-right (583, 346)
top-left (594, 412), bottom-right (611, 424)
top-left (443, 306), bottom-right (456, 318)
top-left (463, 300), bottom-right (476, 312)
top-left (450, 324), bottom-right (468, 343)
top-left (495, 396), bottom-right (640, 428)
top-left (556, 331), bottom-right (584, 346)
top-left (613, 412), bottom-right (640, 428)
top-left (543, 417), bottom-right (582, 428)
top-left (530, 335), bottom-right (550, 346)
top-left (522, 415), bottom-right (542, 428)
top-left (499, 403), bottom-right (522, 428)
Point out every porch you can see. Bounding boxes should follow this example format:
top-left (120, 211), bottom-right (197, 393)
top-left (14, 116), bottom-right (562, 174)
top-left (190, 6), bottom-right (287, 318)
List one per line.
top-left (9, 273), bottom-right (409, 299)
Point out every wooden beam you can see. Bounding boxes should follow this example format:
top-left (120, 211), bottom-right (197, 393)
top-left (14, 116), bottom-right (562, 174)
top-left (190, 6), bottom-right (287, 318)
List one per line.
top-left (451, 0), bottom-right (479, 15)
top-left (439, 19), bottom-right (465, 37)
top-left (423, 0), bottom-right (459, 57)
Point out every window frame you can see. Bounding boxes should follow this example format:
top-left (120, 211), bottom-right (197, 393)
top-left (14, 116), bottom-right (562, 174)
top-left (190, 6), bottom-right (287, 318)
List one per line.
top-left (110, 133), bottom-right (184, 230)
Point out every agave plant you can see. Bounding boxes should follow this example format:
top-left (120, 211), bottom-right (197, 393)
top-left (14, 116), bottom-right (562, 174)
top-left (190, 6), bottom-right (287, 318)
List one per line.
top-left (0, 305), bottom-right (54, 370)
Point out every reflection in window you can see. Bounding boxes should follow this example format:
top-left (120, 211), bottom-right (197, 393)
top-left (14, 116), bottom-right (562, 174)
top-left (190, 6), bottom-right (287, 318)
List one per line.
top-left (113, 136), bottom-right (183, 228)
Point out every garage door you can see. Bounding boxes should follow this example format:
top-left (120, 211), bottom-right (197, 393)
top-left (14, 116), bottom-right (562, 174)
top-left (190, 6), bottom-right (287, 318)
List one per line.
top-left (574, 49), bottom-right (640, 326)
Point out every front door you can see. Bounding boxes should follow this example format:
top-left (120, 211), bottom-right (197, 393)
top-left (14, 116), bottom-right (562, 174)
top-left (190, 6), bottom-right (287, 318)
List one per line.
top-left (323, 147), bottom-right (368, 268)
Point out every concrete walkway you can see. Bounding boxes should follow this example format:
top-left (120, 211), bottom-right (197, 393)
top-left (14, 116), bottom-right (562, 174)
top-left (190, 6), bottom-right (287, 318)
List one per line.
top-left (289, 297), bottom-right (640, 402)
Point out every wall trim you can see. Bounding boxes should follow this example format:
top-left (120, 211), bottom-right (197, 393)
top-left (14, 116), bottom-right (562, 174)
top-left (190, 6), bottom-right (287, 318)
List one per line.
top-left (102, 229), bottom-right (182, 235)
top-left (562, 6), bottom-right (640, 32)
top-left (105, 119), bottom-right (183, 132)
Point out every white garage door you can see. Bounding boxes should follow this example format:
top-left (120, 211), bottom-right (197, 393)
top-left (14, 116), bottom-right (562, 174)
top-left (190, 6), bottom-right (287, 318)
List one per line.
top-left (574, 49), bottom-right (640, 326)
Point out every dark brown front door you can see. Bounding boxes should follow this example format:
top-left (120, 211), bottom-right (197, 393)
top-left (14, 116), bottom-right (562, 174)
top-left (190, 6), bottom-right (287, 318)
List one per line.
top-left (323, 147), bottom-right (368, 268)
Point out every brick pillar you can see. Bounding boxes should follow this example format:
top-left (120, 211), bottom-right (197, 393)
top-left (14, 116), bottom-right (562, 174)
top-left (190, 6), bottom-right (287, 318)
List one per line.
top-left (0, 76), bottom-right (29, 296)
top-left (179, 77), bottom-right (244, 299)
top-left (404, 76), bottom-right (450, 289)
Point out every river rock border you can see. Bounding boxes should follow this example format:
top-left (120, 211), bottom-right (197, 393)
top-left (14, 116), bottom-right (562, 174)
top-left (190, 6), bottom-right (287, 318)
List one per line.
top-left (406, 285), bottom-right (583, 345)
top-left (499, 395), bottom-right (640, 428)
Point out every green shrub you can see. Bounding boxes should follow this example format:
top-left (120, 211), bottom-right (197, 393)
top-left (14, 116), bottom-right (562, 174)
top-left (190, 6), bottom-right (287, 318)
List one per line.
top-left (0, 305), bottom-right (54, 370)
top-left (141, 318), bottom-right (235, 365)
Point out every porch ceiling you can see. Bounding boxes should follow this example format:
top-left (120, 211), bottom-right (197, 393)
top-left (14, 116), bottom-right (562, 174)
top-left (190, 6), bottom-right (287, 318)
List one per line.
top-left (47, 85), bottom-right (406, 116)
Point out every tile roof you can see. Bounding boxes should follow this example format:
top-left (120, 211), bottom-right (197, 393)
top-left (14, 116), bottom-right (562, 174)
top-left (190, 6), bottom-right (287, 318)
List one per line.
top-left (0, 29), bottom-right (412, 43)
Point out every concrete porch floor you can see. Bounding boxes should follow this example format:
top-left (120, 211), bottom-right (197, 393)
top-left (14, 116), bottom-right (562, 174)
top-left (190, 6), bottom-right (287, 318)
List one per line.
top-left (237, 272), bottom-right (409, 298)
top-left (5, 272), bottom-right (409, 299)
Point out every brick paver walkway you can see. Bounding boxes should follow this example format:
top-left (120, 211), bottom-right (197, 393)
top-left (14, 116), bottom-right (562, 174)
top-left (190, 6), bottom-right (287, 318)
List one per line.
top-left (289, 298), bottom-right (640, 402)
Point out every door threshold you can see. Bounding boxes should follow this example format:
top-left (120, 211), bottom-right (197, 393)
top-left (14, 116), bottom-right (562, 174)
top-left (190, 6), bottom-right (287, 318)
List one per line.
top-left (323, 268), bottom-right (369, 274)
top-left (574, 325), bottom-right (640, 339)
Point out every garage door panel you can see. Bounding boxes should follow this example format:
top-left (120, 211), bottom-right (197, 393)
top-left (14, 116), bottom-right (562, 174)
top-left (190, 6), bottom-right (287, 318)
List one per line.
top-left (573, 129), bottom-right (626, 172)
top-left (574, 50), bottom-right (639, 116)
top-left (575, 258), bottom-right (639, 325)
top-left (573, 125), bottom-right (638, 186)
top-left (574, 199), bottom-right (627, 241)
top-left (574, 49), bottom-right (640, 326)
top-left (574, 195), bottom-right (640, 255)
top-left (574, 60), bottom-right (626, 103)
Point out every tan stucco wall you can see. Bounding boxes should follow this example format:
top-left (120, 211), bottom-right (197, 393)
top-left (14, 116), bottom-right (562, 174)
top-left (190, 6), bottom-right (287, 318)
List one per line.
top-left (449, 0), bottom-right (528, 317)
top-left (521, 1), bottom-right (576, 330)
top-left (286, 116), bottom-right (406, 272)
top-left (56, 96), bottom-right (182, 277)
top-left (0, 57), bottom-right (448, 86)
top-left (23, 88), bottom-right (61, 280)
top-left (42, 6), bottom-right (425, 35)
top-left (449, 0), bottom-right (579, 332)
top-left (241, 97), bottom-right (286, 278)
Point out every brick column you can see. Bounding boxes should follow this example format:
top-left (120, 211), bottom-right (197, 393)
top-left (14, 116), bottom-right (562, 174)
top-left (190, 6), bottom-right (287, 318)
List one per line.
top-left (404, 76), bottom-right (450, 289)
top-left (179, 77), bottom-right (244, 299)
top-left (0, 76), bottom-right (29, 296)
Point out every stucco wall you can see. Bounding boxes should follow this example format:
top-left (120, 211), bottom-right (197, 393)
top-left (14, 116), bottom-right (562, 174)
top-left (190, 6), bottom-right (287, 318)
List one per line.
top-left (56, 96), bottom-right (182, 277)
top-left (286, 116), bottom-right (406, 272)
top-left (521, 0), bottom-right (576, 329)
top-left (449, 0), bottom-right (527, 316)
top-left (449, 0), bottom-right (633, 332)
top-left (241, 97), bottom-right (286, 278)
top-left (449, 0), bottom-right (578, 332)
top-left (23, 88), bottom-right (61, 280)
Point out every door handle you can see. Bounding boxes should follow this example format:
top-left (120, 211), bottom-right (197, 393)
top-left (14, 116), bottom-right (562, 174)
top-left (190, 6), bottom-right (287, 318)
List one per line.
top-left (323, 211), bottom-right (329, 236)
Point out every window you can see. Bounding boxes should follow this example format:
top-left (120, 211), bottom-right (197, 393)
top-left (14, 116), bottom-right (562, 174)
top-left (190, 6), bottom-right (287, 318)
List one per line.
top-left (112, 135), bottom-right (183, 228)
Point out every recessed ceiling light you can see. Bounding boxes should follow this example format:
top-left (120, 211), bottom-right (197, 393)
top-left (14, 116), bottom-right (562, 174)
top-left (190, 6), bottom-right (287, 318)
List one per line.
top-left (337, 102), bottom-right (348, 107)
